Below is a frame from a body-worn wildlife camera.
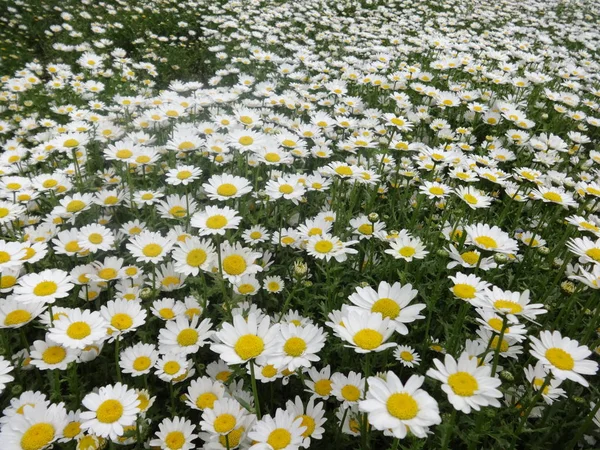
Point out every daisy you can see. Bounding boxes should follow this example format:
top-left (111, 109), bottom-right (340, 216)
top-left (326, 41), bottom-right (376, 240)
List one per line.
top-left (211, 313), bottom-right (280, 365)
top-left (13, 269), bottom-right (73, 304)
top-left (394, 346), bottom-right (421, 368)
top-left (248, 408), bottom-right (306, 450)
top-left (242, 226), bottom-right (271, 245)
top-left (191, 206), bottom-right (242, 236)
top-left (359, 372), bottom-right (441, 439)
top-left (171, 237), bottom-right (216, 276)
top-left (126, 231), bottom-right (175, 264)
top-left (305, 233), bottom-right (358, 263)
top-left (78, 224), bottom-right (115, 253)
top-left (0, 299), bottom-right (46, 328)
top-left (285, 396), bottom-right (326, 447)
top-left (349, 215), bottom-right (386, 240)
top-left (331, 371), bottom-right (365, 409)
top-left (465, 223), bottom-right (519, 254)
top-left (200, 398), bottom-right (249, 436)
top-left (154, 353), bottom-right (191, 382)
top-left (0, 240), bottom-right (26, 270)
top-left (529, 330), bottom-right (598, 387)
top-left (332, 309), bottom-right (396, 354)
top-left (158, 315), bottom-right (214, 355)
top-left (304, 366), bottom-right (333, 400)
top-left (448, 272), bottom-right (491, 302)
top-left (263, 276), bottom-right (284, 294)
top-left (268, 323), bottom-right (327, 371)
top-left (265, 176), bottom-right (306, 204)
top-left (426, 352), bottom-right (503, 413)
top-left (165, 164), bottom-right (202, 186)
top-left (566, 237), bottom-right (600, 266)
top-left (218, 242), bottom-right (263, 282)
top-left (524, 362), bottom-right (566, 405)
top-left (348, 281), bottom-right (425, 334)
top-left (52, 229), bottom-right (85, 256)
top-left (151, 298), bottom-right (186, 321)
top-left (119, 343), bottom-right (159, 376)
top-left (565, 215), bottom-right (600, 237)
top-left (0, 391), bottom-right (50, 427)
top-left (253, 363), bottom-right (283, 384)
top-left (472, 287), bottom-right (547, 322)
top-left (0, 356), bottom-right (14, 394)
top-left (0, 403), bottom-right (68, 450)
top-left (156, 262), bottom-right (187, 292)
top-left (80, 382), bottom-right (140, 440)
top-left (48, 309), bottom-right (108, 350)
top-left (475, 327), bottom-right (523, 360)
top-left (475, 309), bottom-right (528, 341)
top-left (92, 257), bottom-right (124, 283)
top-left (385, 235), bottom-right (429, 261)
top-left (149, 416), bottom-right (198, 450)
top-left (30, 338), bottom-right (78, 371)
top-left (454, 186), bottom-right (493, 209)
top-left (446, 245), bottom-right (497, 271)
top-left (532, 186), bottom-right (577, 208)
top-left (420, 181), bottom-right (452, 199)
top-left (203, 174), bottom-right (253, 201)
top-left (185, 376), bottom-right (226, 411)
top-left (207, 360), bottom-right (234, 384)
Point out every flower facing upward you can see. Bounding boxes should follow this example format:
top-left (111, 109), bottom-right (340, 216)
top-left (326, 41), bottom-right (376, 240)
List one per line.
top-left (126, 231), bottom-right (175, 264)
top-left (247, 408), bottom-right (306, 450)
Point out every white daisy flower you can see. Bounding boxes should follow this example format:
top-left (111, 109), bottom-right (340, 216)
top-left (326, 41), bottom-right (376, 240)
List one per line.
top-left (248, 408), bottom-right (306, 450)
top-left (158, 315), bottom-right (214, 355)
top-left (149, 416), bottom-right (198, 450)
top-left (13, 269), bottom-right (73, 304)
top-left (203, 173), bottom-right (253, 201)
top-left (48, 309), bottom-right (108, 350)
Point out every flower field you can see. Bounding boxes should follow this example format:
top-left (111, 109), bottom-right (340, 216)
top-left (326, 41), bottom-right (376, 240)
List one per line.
top-left (1, 0), bottom-right (600, 448)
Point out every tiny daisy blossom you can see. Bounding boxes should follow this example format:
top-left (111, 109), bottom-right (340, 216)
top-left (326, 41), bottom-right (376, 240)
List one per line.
top-left (359, 372), bottom-right (441, 439)
top-left (200, 397), bottom-right (249, 436)
top-left (331, 371), bottom-right (365, 409)
top-left (384, 235), bottom-right (429, 261)
top-left (471, 287), bottom-right (547, 322)
top-left (48, 309), bottom-right (108, 350)
top-left (149, 416), bottom-right (198, 450)
top-left (184, 376), bottom-right (226, 411)
top-left (529, 330), bottom-right (598, 387)
top-left (348, 281), bottom-right (425, 335)
top-left (158, 315), bottom-right (214, 355)
top-left (333, 309), bottom-right (396, 354)
top-left (165, 164), bottom-right (202, 186)
top-left (285, 395), bottom-right (327, 447)
top-left (465, 223), bottom-right (519, 254)
top-left (524, 362), bottom-right (566, 405)
top-left (248, 408), bottom-right (306, 450)
top-left (394, 346), bottom-right (421, 368)
top-left (448, 272), bottom-right (491, 302)
top-left (446, 245), bottom-right (497, 271)
top-left (13, 269), bottom-right (73, 304)
top-left (426, 352), bottom-right (503, 414)
top-left (211, 313), bottom-right (280, 365)
top-left (80, 382), bottom-right (140, 440)
top-left (268, 323), bottom-right (327, 371)
top-left (119, 343), bottom-right (159, 377)
top-left (304, 366), bottom-right (333, 400)
top-left (126, 231), bottom-right (175, 264)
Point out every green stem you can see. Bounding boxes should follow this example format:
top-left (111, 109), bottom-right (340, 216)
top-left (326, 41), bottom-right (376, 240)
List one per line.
top-left (491, 315), bottom-right (508, 376)
top-left (250, 361), bottom-right (262, 419)
top-left (441, 409), bottom-right (457, 450)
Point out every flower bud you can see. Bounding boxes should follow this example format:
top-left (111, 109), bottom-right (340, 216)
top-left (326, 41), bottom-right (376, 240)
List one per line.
top-left (368, 212), bottom-right (379, 222)
top-left (140, 287), bottom-right (154, 300)
top-left (494, 253), bottom-right (509, 264)
top-left (561, 280), bottom-right (576, 294)
top-left (500, 371), bottom-right (514, 382)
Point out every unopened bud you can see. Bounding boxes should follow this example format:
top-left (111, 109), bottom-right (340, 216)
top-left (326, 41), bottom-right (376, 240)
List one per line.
top-left (436, 249), bottom-right (449, 258)
top-left (368, 212), bottom-right (379, 222)
top-left (11, 384), bottom-right (23, 395)
top-left (500, 371), bottom-right (514, 382)
top-left (494, 253), bottom-right (509, 264)
top-left (140, 287), bottom-right (154, 300)
top-left (561, 281), bottom-right (576, 294)
top-left (552, 257), bottom-right (563, 268)
top-left (572, 396), bottom-right (586, 405)
top-left (537, 246), bottom-right (550, 255)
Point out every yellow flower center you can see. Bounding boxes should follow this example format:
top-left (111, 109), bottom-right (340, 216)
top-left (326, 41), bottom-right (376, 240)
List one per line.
top-left (66, 200), bottom-right (86, 213)
top-left (66, 322), bottom-right (92, 340)
top-left (217, 183), bottom-right (238, 197)
top-left (98, 268), bottom-right (117, 280)
top-left (133, 356), bottom-right (152, 371)
top-left (461, 251), bottom-right (479, 265)
top-left (176, 170), bottom-right (192, 180)
top-left (222, 255), bottom-right (247, 276)
top-left (475, 236), bottom-right (498, 249)
top-left (0, 207), bottom-right (9, 218)
top-left (165, 431), bottom-right (185, 449)
top-left (341, 384), bottom-right (361, 401)
top-left (42, 346), bottom-right (66, 364)
top-left (63, 421), bottom-right (81, 439)
top-left (357, 223), bottom-right (373, 235)
top-left (238, 136), bottom-right (254, 146)
top-left (265, 153), bottom-right (281, 162)
top-left (262, 364), bottom-right (278, 378)
top-left (453, 284), bottom-right (476, 299)
top-left (448, 372), bottom-right (478, 396)
top-left (400, 351), bottom-right (414, 361)
top-left (463, 194), bottom-right (478, 204)
top-left (186, 249), bottom-right (207, 267)
top-left (542, 192), bottom-right (562, 203)
top-left (487, 318), bottom-right (505, 332)
top-left (314, 379), bottom-right (332, 396)
top-left (111, 313), bottom-right (133, 330)
top-left (115, 149), bottom-right (133, 159)
top-left (250, 231), bottom-right (262, 240)
top-left (283, 337), bottom-right (307, 357)
top-left (335, 166), bottom-right (353, 176)
top-left (297, 414), bottom-right (315, 437)
top-left (429, 187), bottom-right (445, 196)
top-left (206, 215), bottom-right (227, 229)
top-left (545, 347), bottom-right (574, 370)
top-left (169, 206), bottom-right (186, 217)
top-left (6, 183), bottom-right (21, 190)
top-left (216, 371), bottom-right (231, 383)
top-left (20, 423), bottom-right (55, 450)
top-left (585, 248), bottom-right (600, 262)
top-left (214, 414), bottom-right (236, 434)
top-left (33, 281), bottom-right (58, 297)
top-left (267, 428), bottom-right (292, 450)
top-left (314, 240), bottom-right (333, 253)
top-left (196, 392), bottom-right (218, 410)
top-left (96, 399), bottom-right (124, 423)
top-left (63, 139), bottom-right (79, 148)
top-left (387, 393), bottom-right (419, 420)
top-left (493, 300), bottom-right (523, 314)
top-left (237, 284), bottom-right (256, 295)
top-left (164, 361), bottom-right (181, 375)
top-left (159, 308), bottom-right (175, 319)
top-left (142, 244), bottom-right (162, 258)
top-left (234, 334), bottom-right (264, 360)
top-left (177, 329), bottom-right (199, 347)
top-left (371, 298), bottom-right (400, 319)
top-left (88, 233), bottom-right (103, 245)
top-left (278, 184), bottom-right (294, 194)
top-left (491, 336), bottom-right (509, 353)
top-left (399, 247), bottom-right (415, 258)
top-left (353, 329), bottom-right (383, 350)
top-left (4, 309), bottom-right (31, 326)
